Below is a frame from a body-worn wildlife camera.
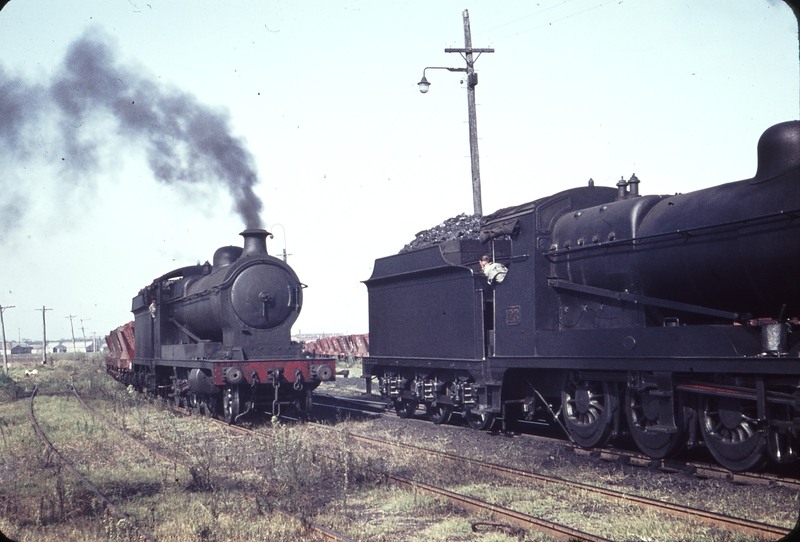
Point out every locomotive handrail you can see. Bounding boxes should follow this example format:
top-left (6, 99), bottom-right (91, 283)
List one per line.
top-left (166, 257), bottom-right (283, 305)
top-left (152, 263), bottom-right (212, 284)
top-left (544, 206), bottom-right (800, 258)
top-left (547, 279), bottom-right (740, 321)
top-left (168, 317), bottom-right (203, 343)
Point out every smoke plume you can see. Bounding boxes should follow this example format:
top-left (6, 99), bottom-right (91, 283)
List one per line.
top-left (0, 30), bottom-right (264, 230)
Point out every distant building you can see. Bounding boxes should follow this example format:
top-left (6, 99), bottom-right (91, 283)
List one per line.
top-left (23, 340), bottom-right (106, 355)
top-left (9, 343), bottom-right (32, 355)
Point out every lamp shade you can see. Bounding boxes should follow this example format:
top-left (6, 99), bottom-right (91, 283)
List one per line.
top-left (417, 75), bottom-right (430, 93)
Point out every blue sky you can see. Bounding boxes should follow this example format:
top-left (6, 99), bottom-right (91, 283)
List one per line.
top-left (0, 0), bottom-right (797, 340)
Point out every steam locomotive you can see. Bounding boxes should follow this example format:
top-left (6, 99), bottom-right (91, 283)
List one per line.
top-left (106, 229), bottom-right (336, 423)
top-left (362, 120), bottom-right (800, 472)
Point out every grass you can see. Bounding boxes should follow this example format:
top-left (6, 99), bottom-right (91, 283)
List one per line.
top-left (0, 354), bottom-right (795, 541)
top-left (0, 356), bottom-right (342, 541)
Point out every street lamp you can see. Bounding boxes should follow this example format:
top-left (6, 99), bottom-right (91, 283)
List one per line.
top-left (417, 75), bottom-right (430, 93)
top-left (418, 9), bottom-right (494, 217)
top-left (417, 67), bottom-right (466, 93)
top-left (269, 223), bottom-right (290, 263)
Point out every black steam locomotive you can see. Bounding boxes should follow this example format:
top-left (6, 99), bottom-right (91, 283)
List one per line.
top-left (106, 229), bottom-right (336, 423)
top-left (363, 120), bottom-right (800, 472)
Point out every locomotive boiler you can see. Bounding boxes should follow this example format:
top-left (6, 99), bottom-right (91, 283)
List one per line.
top-left (106, 229), bottom-right (336, 423)
top-left (363, 120), bottom-right (800, 471)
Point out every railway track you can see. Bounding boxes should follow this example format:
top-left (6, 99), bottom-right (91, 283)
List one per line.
top-left (69, 384), bottom-right (356, 542)
top-left (313, 391), bottom-right (797, 539)
top-left (28, 387), bottom-right (156, 542)
top-left (316, 391), bottom-right (800, 491)
top-left (203, 407), bottom-right (610, 542)
top-left (61, 380), bottom-right (793, 541)
top-left (569, 445), bottom-right (800, 492)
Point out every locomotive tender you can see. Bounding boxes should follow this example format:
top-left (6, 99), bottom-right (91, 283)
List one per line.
top-left (363, 120), bottom-right (800, 472)
top-left (106, 229), bottom-right (336, 423)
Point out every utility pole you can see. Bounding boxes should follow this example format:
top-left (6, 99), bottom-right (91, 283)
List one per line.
top-left (38, 306), bottom-right (52, 365)
top-left (418, 10), bottom-right (493, 217)
top-left (66, 315), bottom-right (77, 354)
top-left (447, 10), bottom-right (487, 216)
top-left (0, 305), bottom-right (14, 375)
top-left (81, 318), bottom-right (90, 356)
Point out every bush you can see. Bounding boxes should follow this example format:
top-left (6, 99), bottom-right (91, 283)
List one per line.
top-left (0, 372), bottom-right (19, 401)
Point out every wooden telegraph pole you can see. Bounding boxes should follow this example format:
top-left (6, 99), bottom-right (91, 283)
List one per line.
top-left (0, 305), bottom-right (14, 375)
top-left (38, 306), bottom-right (52, 365)
top-left (418, 10), bottom-right (493, 217)
top-left (66, 314), bottom-right (77, 354)
top-left (445, 10), bottom-right (492, 217)
top-left (81, 318), bottom-right (90, 355)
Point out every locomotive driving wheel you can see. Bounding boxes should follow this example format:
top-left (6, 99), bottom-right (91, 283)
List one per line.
top-left (465, 409), bottom-right (496, 431)
top-left (562, 373), bottom-right (617, 448)
top-left (625, 384), bottom-right (685, 459)
top-left (700, 394), bottom-right (766, 472)
top-left (223, 385), bottom-right (241, 425)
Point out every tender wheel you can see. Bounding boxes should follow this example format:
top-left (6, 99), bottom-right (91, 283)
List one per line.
top-left (700, 395), bottom-right (766, 472)
top-left (562, 374), bottom-right (617, 448)
top-left (625, 385), bottom-right (685, 459)
top-left (465, 409), bottom-right (495, 431)
top-left (223, 386), bottom-right (241, 425)
top-left (426, 403), bottom-right (453, 425)
top-left (394, 398), bottom-right (417, 418)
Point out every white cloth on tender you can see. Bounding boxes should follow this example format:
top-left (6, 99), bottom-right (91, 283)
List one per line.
top-left (484, 262), bottom-right (508, 284)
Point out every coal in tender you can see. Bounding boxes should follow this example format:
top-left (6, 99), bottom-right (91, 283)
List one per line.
top-left (400, 213), bottom-right (481, 253)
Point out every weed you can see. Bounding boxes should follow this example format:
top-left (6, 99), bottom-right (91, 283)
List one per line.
top-left (0, 373), bottom-right (19, 401)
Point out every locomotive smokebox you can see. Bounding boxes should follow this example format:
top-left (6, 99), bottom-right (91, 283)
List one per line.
top-left (137, 228), bottom-right (304, 358)
top-left (241, 229), bottom-right (270, 257)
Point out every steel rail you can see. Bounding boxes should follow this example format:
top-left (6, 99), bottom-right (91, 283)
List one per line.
top-left (72, 382), bottom-right (192, 466)
top-left (304, 402), bottom-right (793, 539)
top-left (383, 468), bottom-right (609, 542)
top-left (204, 410), bottom-right (606, 541)
top-left (375, 392), bottom-right (800, 493)
top-left (74, 386), bottom-right (354, 542)
top-left (568, 446), bottom-right (800, 491)
top-left (28, 387), bottom-right (156, 542)
top-left (324, 391), bottom-right (800, 492)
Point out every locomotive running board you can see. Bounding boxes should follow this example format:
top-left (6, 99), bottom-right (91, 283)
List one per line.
top-left (547, 279), bottom-right (740, 322)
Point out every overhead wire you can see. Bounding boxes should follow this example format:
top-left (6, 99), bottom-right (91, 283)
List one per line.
top-left (474, 0), bottom-right (629, 44)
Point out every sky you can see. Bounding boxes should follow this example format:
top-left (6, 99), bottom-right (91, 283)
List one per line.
top-left (0, 0), bottom-right (798, 342)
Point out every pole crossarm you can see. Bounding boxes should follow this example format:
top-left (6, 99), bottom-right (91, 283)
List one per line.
top-left (444, 46), bottom-right (495, 64)
top-left (444, 48), bottom-right (496, 53)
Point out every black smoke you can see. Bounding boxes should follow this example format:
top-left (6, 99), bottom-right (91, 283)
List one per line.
top-left (0, 30), bottom-right (264, 230)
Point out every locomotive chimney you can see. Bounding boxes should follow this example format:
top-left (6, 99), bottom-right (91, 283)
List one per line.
top-left (240, 229), bottom-right (270, 257)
